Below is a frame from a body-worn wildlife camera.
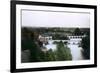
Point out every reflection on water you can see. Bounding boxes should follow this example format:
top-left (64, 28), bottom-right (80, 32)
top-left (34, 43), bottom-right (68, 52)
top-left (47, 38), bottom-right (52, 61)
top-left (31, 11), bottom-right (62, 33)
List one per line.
top-left (44, 38), bottom-right (84, 60)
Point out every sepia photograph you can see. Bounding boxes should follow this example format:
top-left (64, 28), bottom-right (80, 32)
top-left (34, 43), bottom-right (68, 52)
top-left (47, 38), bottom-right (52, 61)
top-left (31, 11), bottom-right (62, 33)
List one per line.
top-left (21, 10), bottom-right (90, 63)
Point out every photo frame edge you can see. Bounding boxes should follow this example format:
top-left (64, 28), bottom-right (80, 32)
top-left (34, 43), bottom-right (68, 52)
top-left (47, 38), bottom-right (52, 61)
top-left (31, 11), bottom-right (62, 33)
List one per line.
top-left (10, 1), bottom-right (97, 72)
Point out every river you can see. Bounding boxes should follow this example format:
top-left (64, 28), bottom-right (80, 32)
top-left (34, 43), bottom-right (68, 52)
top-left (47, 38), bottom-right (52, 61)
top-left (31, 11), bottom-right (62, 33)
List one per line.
top-left (44, 39), bottom-right (84, 60)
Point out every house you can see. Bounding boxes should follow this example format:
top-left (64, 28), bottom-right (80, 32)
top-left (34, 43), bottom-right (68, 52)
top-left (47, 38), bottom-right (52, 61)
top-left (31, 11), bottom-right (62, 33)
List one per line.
top-left (38, 34), bottom-right (52, 43)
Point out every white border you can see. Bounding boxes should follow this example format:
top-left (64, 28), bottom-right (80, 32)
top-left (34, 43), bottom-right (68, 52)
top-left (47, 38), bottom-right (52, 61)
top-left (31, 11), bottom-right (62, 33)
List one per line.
top-left (16, 4), bottom-right (95, 69)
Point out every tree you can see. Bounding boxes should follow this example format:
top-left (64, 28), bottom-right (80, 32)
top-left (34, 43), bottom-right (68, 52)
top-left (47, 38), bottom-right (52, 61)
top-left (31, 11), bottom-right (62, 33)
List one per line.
top-left (21, 27), bottom-right (33, 51)
top-left (46, 49), bottom-right (56, 61)
top-left (55, 41), bottom-right (72, 61)
top-left (73, 28), bottom-right (81, 35)
top-left (21, 27), bottom-right (44, 62)
top-left (81, 32), bottom-right (90, 59)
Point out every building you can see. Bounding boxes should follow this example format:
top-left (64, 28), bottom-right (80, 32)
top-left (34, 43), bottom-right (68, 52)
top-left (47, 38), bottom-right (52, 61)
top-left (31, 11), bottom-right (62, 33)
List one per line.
top-left (38, 35), bottom-right (52, 43)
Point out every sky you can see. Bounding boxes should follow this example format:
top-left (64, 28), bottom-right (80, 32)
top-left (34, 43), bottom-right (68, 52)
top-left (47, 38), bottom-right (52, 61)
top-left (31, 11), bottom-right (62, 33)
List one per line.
top-left (22, 10), bottom-right (90, 28)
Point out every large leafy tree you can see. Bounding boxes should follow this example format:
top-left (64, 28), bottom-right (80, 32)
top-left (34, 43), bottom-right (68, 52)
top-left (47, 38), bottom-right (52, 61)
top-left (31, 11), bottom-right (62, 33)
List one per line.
top-left (81, 32), bottom-right (90, 59)
top-left (21, 27), bottom-right (43, 62)
top-left (55, 41), bottom-right (72, 61)
top-left (46, 49), bottom-right (56, 61)
top-left (73, 28), bottom-right (82, 35)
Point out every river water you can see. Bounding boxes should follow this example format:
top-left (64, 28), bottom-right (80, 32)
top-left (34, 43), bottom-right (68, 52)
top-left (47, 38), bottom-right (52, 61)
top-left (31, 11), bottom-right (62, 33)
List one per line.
top-left (44, 38), bottom-right (84, 60)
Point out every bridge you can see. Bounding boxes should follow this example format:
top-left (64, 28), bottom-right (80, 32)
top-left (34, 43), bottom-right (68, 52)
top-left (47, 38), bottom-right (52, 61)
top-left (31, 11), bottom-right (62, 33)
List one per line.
top-left (67, 35), bottom-right (86, 45)
top-left (67, 35), bottom-right (85, 39)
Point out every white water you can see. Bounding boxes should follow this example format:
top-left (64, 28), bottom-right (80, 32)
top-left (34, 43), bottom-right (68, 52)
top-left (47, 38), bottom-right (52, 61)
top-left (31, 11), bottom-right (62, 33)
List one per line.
top-left (67, 43), bottom-right (84, 60)
top-left (44, 39), bottom-right (84, 60)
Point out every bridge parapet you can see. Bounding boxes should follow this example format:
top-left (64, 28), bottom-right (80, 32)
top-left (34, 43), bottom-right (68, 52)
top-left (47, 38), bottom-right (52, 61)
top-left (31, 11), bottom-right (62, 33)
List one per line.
top-left (67, 35), bottom-right (85, 39)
